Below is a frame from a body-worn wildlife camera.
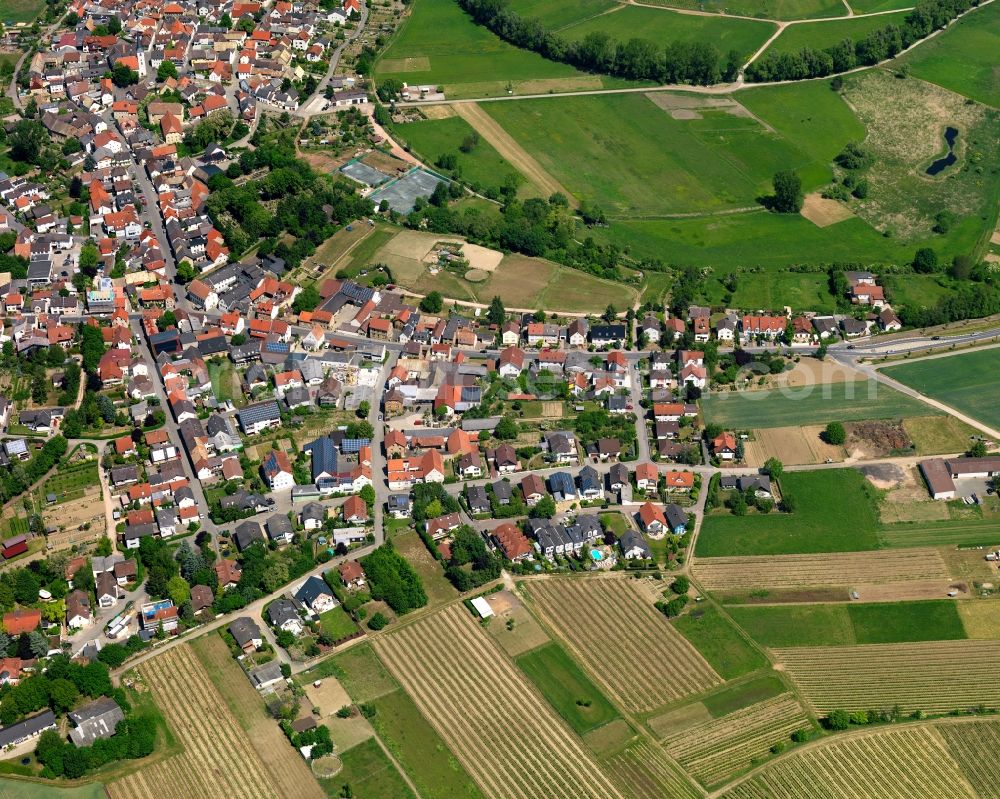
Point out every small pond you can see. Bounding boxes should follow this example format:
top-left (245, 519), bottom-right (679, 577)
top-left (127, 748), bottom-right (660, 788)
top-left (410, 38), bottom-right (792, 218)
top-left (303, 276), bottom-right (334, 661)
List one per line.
top-left (926, 126), bottom-right (959, 176)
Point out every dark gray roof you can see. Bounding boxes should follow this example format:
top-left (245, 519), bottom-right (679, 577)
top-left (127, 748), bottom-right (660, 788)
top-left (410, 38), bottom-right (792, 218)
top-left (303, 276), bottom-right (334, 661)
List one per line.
top-left (68, 698), bottom-right (124, 747)
top-left (0, 710), bottom-right (56, 748)
top-left (229, 616), bottom-right (262, 648)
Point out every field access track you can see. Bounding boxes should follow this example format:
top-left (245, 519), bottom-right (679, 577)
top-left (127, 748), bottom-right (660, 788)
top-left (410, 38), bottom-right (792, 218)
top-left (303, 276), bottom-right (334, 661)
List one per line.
top-left (372, 605), bottom-right (626, 799)
top-left (525, 577), bottom-right (721, 713)
top-left (107, 645), bottom-right (284, 799)
top-left (693, 549), bottom-right (949, 591)
top-left (723, 725), bottom-right (977, 799)
top-left (661, 694), bottom-right (811, 788)
top-left (775, 639), bottom-right (1000, 713)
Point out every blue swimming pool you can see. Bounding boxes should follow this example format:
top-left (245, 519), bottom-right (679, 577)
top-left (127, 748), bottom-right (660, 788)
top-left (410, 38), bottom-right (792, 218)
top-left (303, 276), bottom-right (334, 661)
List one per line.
top-left (590, 549), bottom-right (604, 561)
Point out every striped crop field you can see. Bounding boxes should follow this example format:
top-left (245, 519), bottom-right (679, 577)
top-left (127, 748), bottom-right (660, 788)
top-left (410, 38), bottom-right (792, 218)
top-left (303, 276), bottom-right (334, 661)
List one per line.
top-left (936, 721), bottom-right (1000, 799)
top-left (692, 549), bottom-right (949, 591)
top-left (108, 645), bottom-right (310, 799)
top-left (661, 694), bottom-right (811, 788)
top-left (525, 577), bottom-right (721, 713)
top-left (722, 726), bottom-right (977, 799)
top-left (774, 640), bottom-right (1000, 713)
top-left (602, 740), bottom-right (701, 799)
top-left (371, 605), bottom-right (626, 799)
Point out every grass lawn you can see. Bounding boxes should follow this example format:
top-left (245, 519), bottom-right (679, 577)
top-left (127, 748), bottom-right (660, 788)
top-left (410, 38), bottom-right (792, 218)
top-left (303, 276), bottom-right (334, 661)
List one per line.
top-left (700, 672), bottom-right (787, 717)
top-left (599, 512), bottom-right (628, 536)
top-left (895, 0), bottom-right (1000, 107)
top-left (696, 469), bottom-right (881, 556)
top-left (883, 349), bottom-right (1000, 432)
top-left (729, 271), bottom-right (837, 313)
top-left (318, 738), bottom-right (415, 799)
top-left (882, 273), bottom-right (958, 311)
top-left (390, 116), bottom-right (532, 196)
top-left (729, 600), bottom-right (968, 647)
top-left (319, 606), bottom-right (359, 640)
top-left (376, 0), bottom-right (602, 99)
top-left (312, 643), bottom-right (400, 701)
top-left (36, 460), bottom-right (99, 505)
top-left (672, 604), bottom-right (768, 679)
top-left (879, 518), bottom-right (1000, 548)
top-left (701, 379), bottom-right (939, 429)
top-left (766, 11), bottom-right (909, 56)
top-left (369, 688), bottom-right (486, 799)
top-left (0, 781), bottom-right (106, 799)
top-left (483, 90), bottom-right (846, 217)
top-left (0, 0), bottom-right (44, 23)
top-left (559, 8), bottom-right (776, 64)
top-left (515, 642), bottom-right (619, 734)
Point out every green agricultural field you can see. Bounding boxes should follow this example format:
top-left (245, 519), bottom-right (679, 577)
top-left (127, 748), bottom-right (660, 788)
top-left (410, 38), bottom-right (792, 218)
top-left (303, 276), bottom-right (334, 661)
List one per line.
top-left (883, 349), bottom-right (1000, 432)
top-left (559, 7), bottom-right (776, 63)
top-left (483, 91), bottom-right (846, 217)
top-left (695, 469), bottom-right (882, 556)
top-left (765, 11), bottom-right (909, 56)
top-left (882, 273), bottom-right (957, 311)
top-left (368, 688), bottom-right (486, 799)
top-left (0, 0), bottom-right (44, 23)
top-left (376, 0), bottom-right (606, 99)
top-left (319, 738), bottom-right (416, 799)
top-left (508, 0), bottom-right (615, 29)
top-left (604, 211), bottom-right (938, 272)
top-left (638, 0), bottom-right (846, 20)
top-left (847, 0), bottom-right (914, 12)
top-left (896, 0), bottom-right (1000, 107)
top-left (729, 600), bottom-right (967, 647)
top-left (701, 379), bottom-right (940, 429)
top-left (515, 642), bottom-right (619, 734)
top-left (672, 604), bottom-right (768, 679)
top-left (880, 519), bottom-right (1000, 549)
top-left (390, 115), bottom-right (531, 196)
top-left (701, 672), bottom-right (788, 717)
top-left (325, 644), bottom-right (485, 799)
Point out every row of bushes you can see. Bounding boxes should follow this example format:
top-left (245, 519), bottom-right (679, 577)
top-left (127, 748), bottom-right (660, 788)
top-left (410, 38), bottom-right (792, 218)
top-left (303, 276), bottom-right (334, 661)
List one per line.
top-left (456, 0), bottom-right (739, 86)
top-left (747, 0), bottom-right (979, 81)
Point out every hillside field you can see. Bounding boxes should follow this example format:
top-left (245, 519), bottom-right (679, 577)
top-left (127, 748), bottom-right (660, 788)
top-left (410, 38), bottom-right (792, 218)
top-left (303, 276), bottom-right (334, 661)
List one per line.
top-left (637, 0), bottom-right (846, 19)
top-left (765, 11), bottom-right (910, 55)
top-left (375, 0), bottom-right (624, 98)
top-left (896, 0), bottom-right (1000, 108)
top-left (882, 349), bottom-right (1000, 432)
top-left (482, 84), bottom-right (859, 217)
top-left (558, 7), bottom-right (776, 63)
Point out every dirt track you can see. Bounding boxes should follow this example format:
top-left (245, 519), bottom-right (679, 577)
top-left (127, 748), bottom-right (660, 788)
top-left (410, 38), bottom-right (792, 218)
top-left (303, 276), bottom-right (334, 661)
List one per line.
top-left (453, 102), bottom-right (572, 202)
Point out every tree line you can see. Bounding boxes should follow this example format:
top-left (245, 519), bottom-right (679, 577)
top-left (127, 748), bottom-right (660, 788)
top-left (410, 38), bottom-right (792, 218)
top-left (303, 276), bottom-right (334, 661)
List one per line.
top-left (746, 0), bottom-right (979, 82)
top-left (456, 0), bottom-right (740, 85)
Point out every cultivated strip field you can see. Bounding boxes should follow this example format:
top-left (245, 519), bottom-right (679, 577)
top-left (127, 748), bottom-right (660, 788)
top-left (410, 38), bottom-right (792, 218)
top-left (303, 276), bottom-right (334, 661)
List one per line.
top-left (372, 605), bottom-right (626, 799)
top-left (693, 549), bottom-right (949, 591)
top-left (661, 694), bottom-right (811, 788)
top-left (108, 646), bottom-right (282, 799)
top-left (603, 740), bottom-right (701, 799)
top-left (190, 635), bottom-right (325, 799)
top-left (526, 577), bottom-right (721, 712)
top-left (722, 726), bottom-right (977, 799)
top-left (775, 640), bottom-right (1000, 713)
top-left (937, 721), bottom-right (1000, 799)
